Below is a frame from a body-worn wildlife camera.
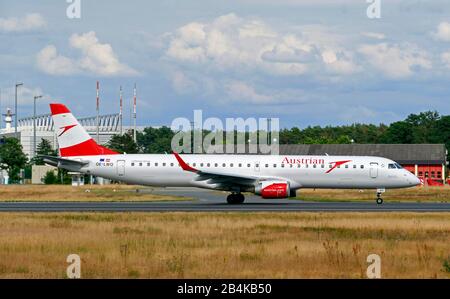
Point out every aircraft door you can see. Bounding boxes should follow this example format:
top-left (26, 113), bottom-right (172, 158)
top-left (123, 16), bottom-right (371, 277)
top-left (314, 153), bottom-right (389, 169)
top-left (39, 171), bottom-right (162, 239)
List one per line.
top-left (117, 160), bottom-right (125, 176)
top-left (369, 162), bottom-right (378, 178)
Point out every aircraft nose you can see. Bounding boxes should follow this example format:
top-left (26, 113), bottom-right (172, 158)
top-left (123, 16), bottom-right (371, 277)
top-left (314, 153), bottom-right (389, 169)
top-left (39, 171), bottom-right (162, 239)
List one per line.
top-left (409, 173), bottom-right (421, 186)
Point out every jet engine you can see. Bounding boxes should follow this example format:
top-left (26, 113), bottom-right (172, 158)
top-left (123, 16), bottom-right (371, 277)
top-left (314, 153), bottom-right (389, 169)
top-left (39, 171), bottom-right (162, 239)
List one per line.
top-left (255, 181), bottom-right (291, 198)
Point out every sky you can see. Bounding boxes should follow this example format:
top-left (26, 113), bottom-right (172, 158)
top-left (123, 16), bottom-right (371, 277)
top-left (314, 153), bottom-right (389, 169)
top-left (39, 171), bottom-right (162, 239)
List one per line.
top-left (1, 0), bottom-right (450, 129)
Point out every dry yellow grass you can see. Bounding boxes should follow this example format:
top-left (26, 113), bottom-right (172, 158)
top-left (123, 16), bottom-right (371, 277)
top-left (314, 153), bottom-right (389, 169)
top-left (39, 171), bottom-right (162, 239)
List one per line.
top-left (0, 212), bottom-right (448, 278)
top-left (0, 185), bottom-right (188, 202)
top-left (296, 186), bottom-right (450, 202)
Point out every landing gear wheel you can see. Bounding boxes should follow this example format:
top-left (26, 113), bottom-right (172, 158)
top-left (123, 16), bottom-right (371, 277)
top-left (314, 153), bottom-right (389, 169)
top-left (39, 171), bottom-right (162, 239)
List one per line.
top-left (236, 193), bottom-right (245, 204)
top-left (226, 193), bottom-right (245, 204)
top-left (376, 196), bottom-right (383, 205)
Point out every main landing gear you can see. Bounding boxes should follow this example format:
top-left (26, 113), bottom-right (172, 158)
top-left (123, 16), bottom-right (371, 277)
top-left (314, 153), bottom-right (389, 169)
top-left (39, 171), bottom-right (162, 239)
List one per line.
top-left (376, 188), bottom-right (385, 205)
top-left (227, 193), bottom-right (245, 204)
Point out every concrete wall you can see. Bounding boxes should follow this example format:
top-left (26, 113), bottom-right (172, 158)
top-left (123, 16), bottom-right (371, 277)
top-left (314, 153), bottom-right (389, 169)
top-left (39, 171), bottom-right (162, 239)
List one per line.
top-left (31, 165), bottom-right (57, 184)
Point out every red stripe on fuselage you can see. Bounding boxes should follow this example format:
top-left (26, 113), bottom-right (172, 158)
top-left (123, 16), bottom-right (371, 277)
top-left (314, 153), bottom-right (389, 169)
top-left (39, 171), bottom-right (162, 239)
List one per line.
top-left (60, 139), bottom-right (118, 157)
top-left (326, 160), bottom-right (352, 173)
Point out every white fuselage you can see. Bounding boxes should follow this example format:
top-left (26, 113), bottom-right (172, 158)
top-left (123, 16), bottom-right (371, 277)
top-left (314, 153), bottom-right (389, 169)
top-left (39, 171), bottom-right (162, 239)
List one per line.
top-left (71, 154), bottom-right (420, 191)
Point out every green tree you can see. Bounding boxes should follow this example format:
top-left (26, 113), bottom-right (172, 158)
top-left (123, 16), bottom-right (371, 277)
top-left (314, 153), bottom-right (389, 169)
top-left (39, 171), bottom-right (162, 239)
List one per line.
top-left (405, 111), bottom-right (440, 143)
top-left (43, 170), bottom-right (58, 184)
top-left (31, 139), bottom-right (57, 165)
top-left (138, 126), bottom-right (175, 153)
top-left (0, 137), bottom-right (28, 183)
top-left (107, 131), bottom-right (139, 154)
top-left (380, 121), bottom-right (414, 143)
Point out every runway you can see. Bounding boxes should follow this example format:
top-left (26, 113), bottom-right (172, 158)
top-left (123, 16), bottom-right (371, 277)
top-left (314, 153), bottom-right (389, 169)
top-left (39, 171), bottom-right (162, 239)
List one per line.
top-left (0, 188), bottom-right (449, 212)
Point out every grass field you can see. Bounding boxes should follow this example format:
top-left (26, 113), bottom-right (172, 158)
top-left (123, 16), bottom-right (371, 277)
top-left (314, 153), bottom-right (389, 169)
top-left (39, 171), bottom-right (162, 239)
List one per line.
top-left (295, 186), bottom-right (450, 202)
top-left (0, 212), bottom-right (448, 278)
top-left (0, 185), bottom-right (189, 202)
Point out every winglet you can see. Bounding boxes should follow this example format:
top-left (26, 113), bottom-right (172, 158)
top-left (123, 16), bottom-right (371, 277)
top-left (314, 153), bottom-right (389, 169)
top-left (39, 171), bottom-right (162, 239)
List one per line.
top-left (173, 152), bottom-right (198, 172)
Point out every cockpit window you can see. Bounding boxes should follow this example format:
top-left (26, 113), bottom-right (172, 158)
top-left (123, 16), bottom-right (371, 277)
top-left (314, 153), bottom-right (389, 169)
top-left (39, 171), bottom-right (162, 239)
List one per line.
top-left (388, 163), bottom-right (396, 169)
top-left (395, 163), bottom-right (403, 169)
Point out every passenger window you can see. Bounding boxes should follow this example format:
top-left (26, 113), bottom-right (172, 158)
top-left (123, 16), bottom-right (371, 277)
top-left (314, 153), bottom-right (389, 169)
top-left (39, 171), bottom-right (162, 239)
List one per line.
top-left (273, 164), bottom-right (277, 168)
top-left (230, 163), bottom-right (234, 167)
top-left (147, 162), bottom-right (150, 166)
top-left (353, 165), bottom-right (356, 168)
top-left (238, 163), bottom-right (242, 167)
top-left (313, 164), bottom-right (317, 168)
top-left (170, 163), bottom-right (174, 167)
top-left (192, 163), bottom-right (196, 167)
top-left (305, 164), bottom-right (309, 168)
top-left (200, 163), bottom-right (204, 167)
top-left (247, 164), bottom-right (251, 167)
top-left (255, 164), bottom-right (259, 168)
top-left (163, 163), bottom-right (166, 167)
top-left (321, 164), bottom-right (325, 168)
top-left (298, 164), bottom-right (301, 168)
top-left (222, 163), bottom-right (226, 167)
top-left (207, 163), bottom-right (210, 167)
top-left (139, 162), bottom-right (142, 166)
top-left (360, 165), bottom-right (364, 169)
top-left (265, 164), bottom-right (269, 168)
top-left (281, 164), bottom-right (285, 168)
top-left (155, 163), bottom-right (158, 167)
top-left (290, 164), bottom-right (293, 168)
top-left (329, 165), bottom-right (333, 168)
top-left (215, 163), bottom-right (218, 167)
top-left (131, 162), bottom-right (135, 166)
top-left (345, 165), bottom-right (348, 168)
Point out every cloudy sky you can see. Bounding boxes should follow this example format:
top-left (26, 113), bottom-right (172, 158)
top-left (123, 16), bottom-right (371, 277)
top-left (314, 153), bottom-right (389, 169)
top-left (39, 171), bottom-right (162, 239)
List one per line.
top-left (1, 0), bottom-right (450, 128)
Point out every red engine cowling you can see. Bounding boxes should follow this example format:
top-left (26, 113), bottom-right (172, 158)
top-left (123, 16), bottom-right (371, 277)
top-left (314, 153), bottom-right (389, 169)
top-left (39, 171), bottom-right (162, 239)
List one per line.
top-left (255, 181), bottom-right (290, 199)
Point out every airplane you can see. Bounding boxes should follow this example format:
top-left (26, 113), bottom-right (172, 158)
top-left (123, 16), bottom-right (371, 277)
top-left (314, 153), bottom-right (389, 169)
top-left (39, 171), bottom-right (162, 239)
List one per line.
top-left (43, 103), bottom-right (421, 205)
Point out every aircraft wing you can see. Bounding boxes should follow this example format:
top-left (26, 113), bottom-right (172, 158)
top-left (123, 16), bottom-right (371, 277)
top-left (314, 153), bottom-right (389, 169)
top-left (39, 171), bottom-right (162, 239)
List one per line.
top-left (173, 152), bottom-right (276, 188)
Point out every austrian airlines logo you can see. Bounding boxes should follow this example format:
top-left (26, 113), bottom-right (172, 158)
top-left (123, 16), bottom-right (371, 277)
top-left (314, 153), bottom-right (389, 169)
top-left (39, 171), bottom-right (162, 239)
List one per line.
top-left (326, 160), bottom-right (352, 173)
top-left (58, 124), bottom-right (77, 137)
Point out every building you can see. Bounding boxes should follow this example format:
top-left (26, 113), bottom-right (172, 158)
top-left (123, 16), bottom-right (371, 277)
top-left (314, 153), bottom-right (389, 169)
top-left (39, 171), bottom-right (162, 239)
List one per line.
top-left (277, 144), bottom-right (448, 182)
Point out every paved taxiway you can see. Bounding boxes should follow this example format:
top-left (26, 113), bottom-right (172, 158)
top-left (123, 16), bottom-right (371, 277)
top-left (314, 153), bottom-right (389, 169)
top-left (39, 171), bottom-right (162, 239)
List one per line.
top-left (0, 187), bottom-right (449, 212)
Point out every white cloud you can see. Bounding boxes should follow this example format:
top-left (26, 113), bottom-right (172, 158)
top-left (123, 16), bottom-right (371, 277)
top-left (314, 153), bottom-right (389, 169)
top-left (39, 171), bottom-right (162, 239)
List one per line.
top-left (441, 51), bottom-right (450, 68)
top-left (36, 31), bottom-right (138, 76)
top-left (225, 81), bottom-right (273, 104)
top-left (165, 13), bottom-right (359, 77)
top-left (1, 86), bottom-right (52, 106)
top-left (361, 32), bottom-right (386, 40)
top-left (36, 45), bottom-right (78, 75)
top-left (171, 71), bottom-right (198, 94)
top-left (431, 22), bottom-right (450, 42)
top-left (358, 43), bottom-right (431, 79)
top-left (0, 13), bottom-right (46, 33)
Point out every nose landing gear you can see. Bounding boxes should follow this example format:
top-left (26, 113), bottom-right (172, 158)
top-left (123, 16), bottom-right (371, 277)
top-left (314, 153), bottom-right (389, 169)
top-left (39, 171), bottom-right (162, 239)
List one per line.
top-left (226, 193), bottom-right (245, 204)
top-left (375, 188), bottom-right (385, 205)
